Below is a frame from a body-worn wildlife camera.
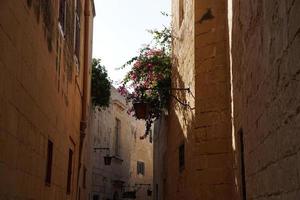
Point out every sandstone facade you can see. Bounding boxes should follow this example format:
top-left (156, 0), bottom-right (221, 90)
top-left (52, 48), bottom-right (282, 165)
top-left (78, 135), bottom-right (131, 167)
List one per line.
top-left (153, 114), bottom-right (168, 200)
top-left (154, 0), bottom-right (300, 200)
top-left (88, 87), bottom-right (153, 200)
top-left (153, 0), bottom-right (236, 199)
top-left (231, 0), bottom-right (300, 199)
top-left (0, 1), bottom-right (94, 200)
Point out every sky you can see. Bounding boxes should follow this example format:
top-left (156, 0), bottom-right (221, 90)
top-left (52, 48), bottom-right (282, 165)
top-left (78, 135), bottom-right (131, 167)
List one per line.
top-left (92, 0), bottom-right (171, 85)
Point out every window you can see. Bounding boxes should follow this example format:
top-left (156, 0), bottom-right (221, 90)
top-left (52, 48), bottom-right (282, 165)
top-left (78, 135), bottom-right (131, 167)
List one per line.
top-left (115, 118), bottom-right (121, 156)
top-left (155, 184), bottom-right (159, 200)
top-left (59, 0), bottom-right (66, 33)
top-left (82, 166), bottom-right (87, 189)
top-left (45, 140), bottom-right (53, 185)
top-left (238, 129), bottom-right (247, 200)
top-left (179, 143), bottom-right (185, 172)
top-left (67, 149), bottom-right (73, 194)
top-left (179, 0), bottom-right (185, 27)
top-left (137, 161), bottom-right (145, 175)
top-left (74, 0), bottom-right (81, 61)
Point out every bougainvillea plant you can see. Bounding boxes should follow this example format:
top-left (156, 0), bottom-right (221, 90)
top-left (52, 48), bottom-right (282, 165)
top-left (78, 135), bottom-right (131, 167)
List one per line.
top-left (118, 20), bottom-right (172, 139)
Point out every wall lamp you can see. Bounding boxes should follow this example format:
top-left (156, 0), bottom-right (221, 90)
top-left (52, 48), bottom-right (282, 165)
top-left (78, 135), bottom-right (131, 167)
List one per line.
top-left (135, 183), bottom-right (152, 197)
top-left (94, 147), bottom-right (124, 165)
top-left (93, 147), bottom-right (112, 165)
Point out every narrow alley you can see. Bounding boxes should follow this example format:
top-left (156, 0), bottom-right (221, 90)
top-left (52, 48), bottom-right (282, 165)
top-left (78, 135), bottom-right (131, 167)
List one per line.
top-left (0, 1), bottom-right (300, 200)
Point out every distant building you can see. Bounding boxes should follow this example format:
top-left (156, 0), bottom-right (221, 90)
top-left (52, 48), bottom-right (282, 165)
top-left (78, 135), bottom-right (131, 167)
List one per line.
top-left (88, 87), bottom-right (153, 200)
top-left (0, 1), bottom-right (95, 200)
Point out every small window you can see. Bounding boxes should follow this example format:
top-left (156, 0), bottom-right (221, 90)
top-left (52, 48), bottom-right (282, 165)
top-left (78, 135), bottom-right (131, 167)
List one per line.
top-left (59, 0), bottom-right (66, 33)
top-left (179, 0), bottom-right (185, 27)
top-left (179, 143), bottom-right (185, 172)
top-left (45, 140), bottom-right (53, 185)
top-left (83, 166), bottom-right (87, 188)
top-left (137, 161), bottom-right (145, 175)
top-left (67, 149), bottom-right (73, 194)
top-left (238, 129), bottom-right (247, 199)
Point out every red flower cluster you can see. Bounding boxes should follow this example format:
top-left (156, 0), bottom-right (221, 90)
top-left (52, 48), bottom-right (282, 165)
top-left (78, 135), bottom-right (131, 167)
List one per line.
top-left (118, 46), bottom-right (171, 139)
top-left (117, 85), bottom-right (129, 97)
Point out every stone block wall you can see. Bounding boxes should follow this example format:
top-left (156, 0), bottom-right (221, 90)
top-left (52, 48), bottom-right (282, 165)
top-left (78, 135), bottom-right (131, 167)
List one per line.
top-left (193, 0), bottom-right (237, 199)
top-left (163, 0), bottom-right (237, 199)
top-left (165, 0), bottom-right (195, 199)
top-left (153, 114), bottom-right (168, 200)
top-left (88, 87), bottom-right (153, 200)
top-left (231, 0), bottom-right (300, 199)
top-left (0, 1), bottom-right (93, 199)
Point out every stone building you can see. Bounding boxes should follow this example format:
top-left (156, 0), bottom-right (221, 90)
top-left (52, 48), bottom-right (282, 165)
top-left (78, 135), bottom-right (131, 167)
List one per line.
top-left (153, 115), bottom-right (168, 200)
top-left (0, 1), bottom-right (95, 200)
top-left (88, 87), bottom-right (153, 200)
top-left (154, 0), bottom-right (235, 199)
top-left (154, 0), bottom-right (300, 200)
top-left (231, 0), bottom-right (300, 199)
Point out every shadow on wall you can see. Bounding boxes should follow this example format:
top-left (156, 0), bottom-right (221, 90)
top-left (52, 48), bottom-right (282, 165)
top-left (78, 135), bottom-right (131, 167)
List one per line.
top-left (172, 56), bottom-right (196, 132)
top-left (161, 55), bottom-right (196, 199)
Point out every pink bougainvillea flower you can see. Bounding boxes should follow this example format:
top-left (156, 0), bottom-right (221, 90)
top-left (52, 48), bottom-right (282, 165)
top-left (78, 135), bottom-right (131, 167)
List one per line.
top-left (117, 85), bottom-right (129, 97)
top-left (147, 72), bottom-right (154, 82)
top-left (133, 60), bottom-right (141, 68)
top-left (147, 63), bottom-right (153, 70)
top-left (131, 72), bottom-right (137, 80)
top-left (146, 49), bottom-right (162, 57)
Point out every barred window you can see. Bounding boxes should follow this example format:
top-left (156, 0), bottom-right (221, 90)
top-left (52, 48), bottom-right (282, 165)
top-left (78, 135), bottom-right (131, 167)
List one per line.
top-left (137, 161), bottom-right (145, 175)
top-left (179, 143), bottom-right (185, 172)
top-left (67, 149), bottom-right (73, 194)
top-left (82, 166), bottom-right (87, 188)
top-left (45, 140), bottom-right (53, 185)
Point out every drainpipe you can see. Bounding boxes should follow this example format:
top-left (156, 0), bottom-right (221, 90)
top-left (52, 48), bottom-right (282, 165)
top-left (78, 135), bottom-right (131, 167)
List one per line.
top-left (76, 0), bottom-right (91, 199)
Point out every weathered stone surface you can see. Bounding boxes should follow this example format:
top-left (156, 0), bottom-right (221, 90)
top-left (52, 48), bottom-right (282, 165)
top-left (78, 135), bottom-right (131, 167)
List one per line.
top-left (88, 88), bottom-right (153, 200)
top-left (0, 1), bottom-right (94, 200)
top-left (232, 0), bottom-right (300, 199)
top-left (153, 0), bottom-right (236, 199)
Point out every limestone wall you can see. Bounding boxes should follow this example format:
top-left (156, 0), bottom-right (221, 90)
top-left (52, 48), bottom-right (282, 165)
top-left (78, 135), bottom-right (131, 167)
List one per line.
top-left (128, 117), bottom-right (153, 200)
top-left (153, 114), bottom-right (168, 200)
top-left (231, 0), bottom-right (300, 199)
top-left (0, 1), bottom-right (93, 199)
top-left (88, 87), bottom-right (153, 200)
top-left (194, 0), bottom-right (237, 199)
top-left (163, 0), bottom-right (237, 199)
